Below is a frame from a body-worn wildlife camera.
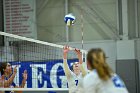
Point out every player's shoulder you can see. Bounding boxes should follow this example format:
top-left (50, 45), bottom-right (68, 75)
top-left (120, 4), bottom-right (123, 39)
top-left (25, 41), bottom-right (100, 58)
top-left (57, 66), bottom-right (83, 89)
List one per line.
top-left (69, 70), bottom-right (75, 76)
top-left (83, 70), bottom-right (100, 89)
top-left (84, 70), bottom-right (99, 82)
top-left (68, 70), bottom-right (77, 79)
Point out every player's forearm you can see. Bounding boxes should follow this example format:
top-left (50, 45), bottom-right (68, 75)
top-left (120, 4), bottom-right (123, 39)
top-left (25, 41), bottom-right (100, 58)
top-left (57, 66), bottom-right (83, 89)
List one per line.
top-left (4, 73), bottom-right (16, 87)
top-left (80, 64), bottom-right (87, 77)
top-left (63, 53), bottom-right (70, 74)
top-left (77, 53), bottom-right (87, 76)
top-left (78, 55), bottom-right (83, 64)
top-left (63, 52), bottom-right (67, 59)
top-left (19, 79), bottom-right (26, 88)
top-left (63, 59), bottom-right (71, 77)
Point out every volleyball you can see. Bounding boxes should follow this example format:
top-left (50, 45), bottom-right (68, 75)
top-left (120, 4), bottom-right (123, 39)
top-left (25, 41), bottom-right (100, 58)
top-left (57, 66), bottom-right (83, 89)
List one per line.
top-left (64, 13), bottom-right (76, 26)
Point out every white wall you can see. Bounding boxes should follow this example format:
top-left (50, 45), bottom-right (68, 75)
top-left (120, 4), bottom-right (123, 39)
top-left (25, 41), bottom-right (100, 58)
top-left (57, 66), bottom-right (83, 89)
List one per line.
top-left (117, 40), bottom-right (135, 59)
top-left (59, 40), bottom-right (117, 71)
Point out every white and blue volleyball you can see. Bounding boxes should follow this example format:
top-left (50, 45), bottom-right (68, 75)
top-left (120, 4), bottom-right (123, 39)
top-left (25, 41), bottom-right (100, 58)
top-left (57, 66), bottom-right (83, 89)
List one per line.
top-left (64, 13), bottom-right (76, 26)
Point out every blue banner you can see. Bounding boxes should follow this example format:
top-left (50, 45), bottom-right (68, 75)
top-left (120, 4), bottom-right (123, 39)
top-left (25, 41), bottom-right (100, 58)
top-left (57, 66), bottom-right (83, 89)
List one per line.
top-left (10, 59), bottom-right (78, 88)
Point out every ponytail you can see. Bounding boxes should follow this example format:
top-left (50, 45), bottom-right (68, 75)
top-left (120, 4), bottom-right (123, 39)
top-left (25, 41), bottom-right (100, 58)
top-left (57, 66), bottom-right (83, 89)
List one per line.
top-left (87, 48), bottom-right (113, 80)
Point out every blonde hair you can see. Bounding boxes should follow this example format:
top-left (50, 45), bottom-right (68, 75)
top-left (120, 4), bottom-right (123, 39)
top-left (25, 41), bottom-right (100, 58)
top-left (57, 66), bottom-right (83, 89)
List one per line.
top-left (87, 48), bottom-right (113, 80)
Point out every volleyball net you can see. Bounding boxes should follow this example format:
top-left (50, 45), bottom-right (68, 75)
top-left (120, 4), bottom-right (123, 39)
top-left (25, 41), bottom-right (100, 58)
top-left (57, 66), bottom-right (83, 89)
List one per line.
top-left (0, 31), bottom-right (87, 91)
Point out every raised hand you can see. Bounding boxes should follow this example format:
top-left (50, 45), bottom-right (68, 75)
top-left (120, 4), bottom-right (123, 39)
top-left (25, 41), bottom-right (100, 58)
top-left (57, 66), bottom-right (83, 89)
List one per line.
top-left (63, 46), bottom-right (70, 59)
top-left (63, 46), bottom-right (70, 53)
top-left (22, 70), bottom-right (27, 81)
top-left (0, 75), bottom-right (4, 88)
top-left (74, 48), bottom-right (82, 64)
top-left (74, 48), bottom-right (82, 56)
top-left (13, 66), bottom-right (17, 74)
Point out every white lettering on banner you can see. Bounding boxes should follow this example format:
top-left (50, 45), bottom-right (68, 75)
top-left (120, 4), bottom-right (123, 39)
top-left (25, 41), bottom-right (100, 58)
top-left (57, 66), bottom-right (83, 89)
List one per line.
top-left (50, 63), bottom-right (67, 88)
top-left (59, 76), bottom-right (67, 88)
top-left (12, 65), bottom-right (20, 86)
top-left (38, 72), bottom-right (42, 84)
top-left (30, 64), bottom-right (47, 88)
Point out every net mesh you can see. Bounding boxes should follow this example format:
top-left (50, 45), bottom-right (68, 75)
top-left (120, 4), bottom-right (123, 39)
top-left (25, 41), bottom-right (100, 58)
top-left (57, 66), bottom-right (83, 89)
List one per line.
top-left (0, 31), bottom-right (87, 91)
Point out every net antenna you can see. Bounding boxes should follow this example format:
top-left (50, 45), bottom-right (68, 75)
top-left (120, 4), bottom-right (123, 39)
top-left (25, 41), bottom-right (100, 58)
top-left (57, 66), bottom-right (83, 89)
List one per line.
top-left (81, 8), bottom-right (84, 50)
top-left (80, 8), bottom-right (86, 63)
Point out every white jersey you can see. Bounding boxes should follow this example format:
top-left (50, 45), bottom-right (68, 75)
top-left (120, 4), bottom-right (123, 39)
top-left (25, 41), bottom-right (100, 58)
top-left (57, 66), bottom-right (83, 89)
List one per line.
top-left (67, 71), bottom-right (84, 93)
top-left (83, 70), bottom-right (129, 93)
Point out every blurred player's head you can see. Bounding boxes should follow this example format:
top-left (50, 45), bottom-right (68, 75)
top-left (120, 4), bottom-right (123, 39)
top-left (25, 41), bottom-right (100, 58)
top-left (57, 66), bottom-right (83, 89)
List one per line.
top-left (87, 48), bottom-right (112, 80)
top-left (71, 62), bottom-right (81, 75)
top-left (0, 62), bottom-right (12, 75)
